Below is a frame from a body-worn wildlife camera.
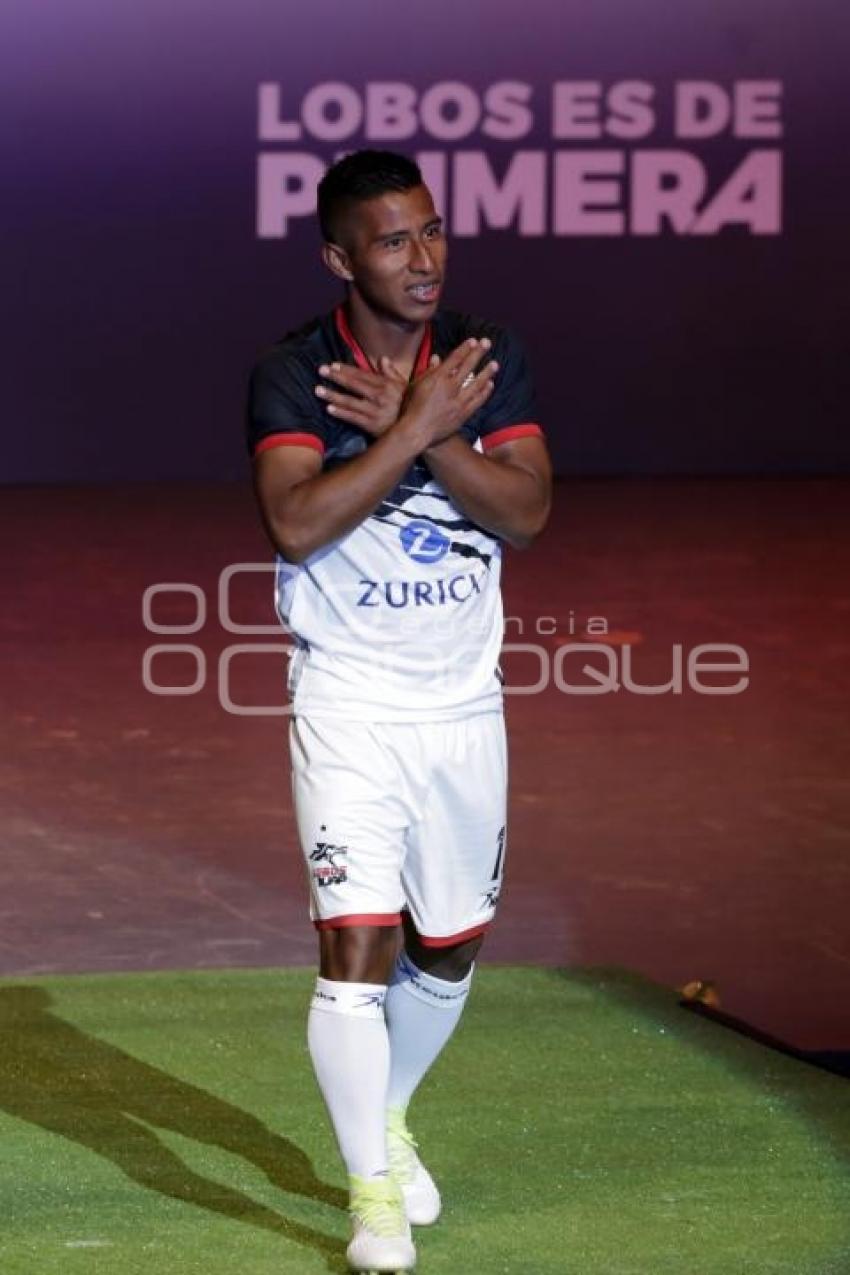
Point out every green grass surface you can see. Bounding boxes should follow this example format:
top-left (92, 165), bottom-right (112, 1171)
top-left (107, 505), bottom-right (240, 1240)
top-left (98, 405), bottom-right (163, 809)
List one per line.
top-left (0, 966), bottom-right (847, 1274)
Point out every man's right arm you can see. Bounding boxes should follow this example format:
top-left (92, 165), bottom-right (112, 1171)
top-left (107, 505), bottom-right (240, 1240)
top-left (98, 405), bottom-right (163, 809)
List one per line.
top-left (253, 413), bottom-right (433, 564)
top-left (251, 338), bottom-right (497, 563)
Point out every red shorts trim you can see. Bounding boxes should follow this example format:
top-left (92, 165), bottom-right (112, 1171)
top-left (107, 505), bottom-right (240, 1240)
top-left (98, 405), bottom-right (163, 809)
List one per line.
top-left (254, 432), bottom-right (325, 456)
top-left (314, 912), bottom-right (402, 931)
top-left (481, 422), bottom-right (543, 452)
top-left (415, 921), bottom-right (491, 948)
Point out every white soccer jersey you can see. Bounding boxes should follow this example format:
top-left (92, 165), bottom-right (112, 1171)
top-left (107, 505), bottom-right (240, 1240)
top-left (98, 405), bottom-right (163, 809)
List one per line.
top-left (246, 306), bottom-right (543, 722)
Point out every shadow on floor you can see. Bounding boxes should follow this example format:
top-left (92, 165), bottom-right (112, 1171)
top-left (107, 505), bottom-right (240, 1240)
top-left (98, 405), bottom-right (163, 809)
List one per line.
top-left (0, 985), bottom-right (348, 1273)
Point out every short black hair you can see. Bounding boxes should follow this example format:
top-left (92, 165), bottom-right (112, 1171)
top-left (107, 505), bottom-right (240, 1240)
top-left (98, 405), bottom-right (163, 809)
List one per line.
top-left (317, 149), bottom-right (423, 244)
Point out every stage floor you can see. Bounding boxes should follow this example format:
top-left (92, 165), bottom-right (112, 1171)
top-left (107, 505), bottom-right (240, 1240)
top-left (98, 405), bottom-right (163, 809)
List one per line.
top-left (1, 477), bottom-right (848, 1052)
top-left (2, 965), bottom-right (847, 1274)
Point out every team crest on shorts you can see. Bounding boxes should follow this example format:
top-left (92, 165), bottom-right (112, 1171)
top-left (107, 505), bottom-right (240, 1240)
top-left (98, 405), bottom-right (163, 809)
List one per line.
top-left (310, 828), bottom-right (349, 887)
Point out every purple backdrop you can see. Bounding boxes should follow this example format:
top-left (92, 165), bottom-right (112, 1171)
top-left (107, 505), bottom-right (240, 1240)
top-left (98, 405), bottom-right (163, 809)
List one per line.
top-left (3, 0), bottom-right (848, 480)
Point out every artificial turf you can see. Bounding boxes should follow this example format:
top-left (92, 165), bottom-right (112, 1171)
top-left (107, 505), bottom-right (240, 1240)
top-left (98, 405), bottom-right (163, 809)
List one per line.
top-left (0, 966), bottom-right (847, 1274)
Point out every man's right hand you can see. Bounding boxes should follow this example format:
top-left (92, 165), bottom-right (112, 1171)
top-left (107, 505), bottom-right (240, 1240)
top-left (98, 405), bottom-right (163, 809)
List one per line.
top-left (402, 338), bottom-right (498, 446)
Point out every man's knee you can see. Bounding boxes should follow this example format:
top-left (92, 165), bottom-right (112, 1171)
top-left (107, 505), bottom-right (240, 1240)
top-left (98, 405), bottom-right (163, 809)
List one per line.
top-left (318, 925), bottom-right (399, 984)
top-left (403, 924), bottom-right (485, 983)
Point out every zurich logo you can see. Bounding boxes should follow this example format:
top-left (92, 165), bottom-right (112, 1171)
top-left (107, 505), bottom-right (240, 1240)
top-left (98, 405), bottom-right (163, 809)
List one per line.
top-left (400, 519), bottom-right (450, 563)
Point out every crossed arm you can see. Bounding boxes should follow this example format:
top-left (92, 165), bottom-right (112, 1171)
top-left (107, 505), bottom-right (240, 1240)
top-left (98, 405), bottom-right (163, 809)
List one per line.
top-left (252, 338), bottom-right (552, 562)
top-left (421, 433), bottom-right (551, 550)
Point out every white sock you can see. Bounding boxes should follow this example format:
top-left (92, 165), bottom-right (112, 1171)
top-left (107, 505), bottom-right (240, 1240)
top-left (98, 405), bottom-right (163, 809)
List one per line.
top-left (385, 952), bottom-right (473, 1113)
top-left (307, 977), bottom-right (390, 1181)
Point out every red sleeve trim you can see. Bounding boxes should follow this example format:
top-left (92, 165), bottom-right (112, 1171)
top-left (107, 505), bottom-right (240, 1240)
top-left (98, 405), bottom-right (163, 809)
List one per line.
top-left (481, 422), bottom-right (544, 452)
top-left (254, 432), bottom-right (325, 457)
top-left (314, 912), bottom-right (402, 931)
top-left (414, 921), bottom-right (491, 948)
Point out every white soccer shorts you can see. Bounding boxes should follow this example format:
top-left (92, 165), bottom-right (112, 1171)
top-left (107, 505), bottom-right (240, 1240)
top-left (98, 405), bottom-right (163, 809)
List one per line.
top-left (289, 712), bottom-right (507, 946)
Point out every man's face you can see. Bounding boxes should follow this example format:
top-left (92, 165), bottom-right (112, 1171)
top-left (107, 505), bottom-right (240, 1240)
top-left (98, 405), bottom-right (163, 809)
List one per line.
top-left (337, 184), bottom-right (447, 324)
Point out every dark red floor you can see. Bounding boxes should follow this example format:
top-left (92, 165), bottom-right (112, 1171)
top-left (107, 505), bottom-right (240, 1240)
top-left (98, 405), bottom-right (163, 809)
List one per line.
top-left (1, 478), bottom-right (848, 1051)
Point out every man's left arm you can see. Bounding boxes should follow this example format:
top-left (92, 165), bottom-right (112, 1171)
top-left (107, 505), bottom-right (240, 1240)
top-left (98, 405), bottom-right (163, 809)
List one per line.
top-left (423, 325), bottom-right (551, 549)
top-left (422, 432), bottom-right (551, 550)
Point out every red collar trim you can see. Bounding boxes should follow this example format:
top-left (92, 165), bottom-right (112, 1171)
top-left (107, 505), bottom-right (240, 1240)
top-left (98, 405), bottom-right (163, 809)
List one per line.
top-left (334, 305), bottom-right (372, 372)
top-left (334, 305), bottom-right (432, 380)
top-left (413, 323), bottom-right (433, 377)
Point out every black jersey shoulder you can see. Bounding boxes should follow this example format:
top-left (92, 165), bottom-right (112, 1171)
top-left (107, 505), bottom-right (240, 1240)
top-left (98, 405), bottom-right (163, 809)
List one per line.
top-left (256, 311), bottom-right (345, 379)
top-left (245, 313), bottom-right (349, 456)
top-left (431, 309), bottom-right (509, 355)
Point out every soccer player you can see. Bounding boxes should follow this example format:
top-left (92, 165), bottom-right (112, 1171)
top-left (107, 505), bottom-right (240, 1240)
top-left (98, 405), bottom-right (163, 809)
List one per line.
top-left (247, 149), bottom-right (551, 1272)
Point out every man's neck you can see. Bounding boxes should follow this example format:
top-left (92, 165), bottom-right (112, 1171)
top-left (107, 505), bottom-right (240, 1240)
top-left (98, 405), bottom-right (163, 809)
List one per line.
top-left (343, 294), bottom-right (427, 378)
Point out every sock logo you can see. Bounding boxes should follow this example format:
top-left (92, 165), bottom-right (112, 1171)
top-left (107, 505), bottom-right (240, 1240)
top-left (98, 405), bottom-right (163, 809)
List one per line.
top-left (355, 991), bottom-right (386, 1010)
top-left (399, 955), bottom-right (471, 1003)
